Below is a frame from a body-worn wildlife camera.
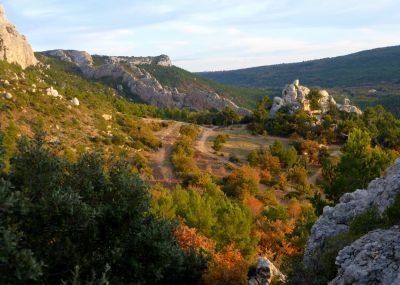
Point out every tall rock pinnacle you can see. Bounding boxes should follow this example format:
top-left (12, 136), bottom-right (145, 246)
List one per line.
top-left (0, 4), bottom-right (38, 69)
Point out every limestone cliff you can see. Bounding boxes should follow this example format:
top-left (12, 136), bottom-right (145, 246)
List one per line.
top-left (0, 5), bottom-right (37, 69)
top-left (42, 49), bottom-right (251, 116)
top-left (304, 159), bottom-right (400, 284)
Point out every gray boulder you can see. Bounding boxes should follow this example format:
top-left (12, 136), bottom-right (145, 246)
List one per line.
top-left (248, 257), bottom-right (286, 285)
top-left (329, 226), bottom-right (400, 285)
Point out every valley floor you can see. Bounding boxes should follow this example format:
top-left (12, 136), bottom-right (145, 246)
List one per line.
top-left (145, 119), bottom-right (340, 191)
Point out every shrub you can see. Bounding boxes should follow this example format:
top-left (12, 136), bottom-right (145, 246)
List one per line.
top-left (223, 165), bottom-right (260, 198)
top-left (349, 207), bottom-right (385, 238)
top-left (212, 134), bottom-right (229, 151)
top-left (0, 133), bottom-right (207, 284)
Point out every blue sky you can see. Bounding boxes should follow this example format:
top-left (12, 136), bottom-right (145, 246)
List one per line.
top-left (2, 0), bottom-right (400, 71)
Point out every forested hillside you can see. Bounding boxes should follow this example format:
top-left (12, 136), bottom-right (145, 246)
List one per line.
top-left (199, 45), bottom-right (400, 88)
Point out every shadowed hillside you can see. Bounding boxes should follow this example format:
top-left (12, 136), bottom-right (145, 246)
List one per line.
top-left (199, 45), bottom-right (400, 88)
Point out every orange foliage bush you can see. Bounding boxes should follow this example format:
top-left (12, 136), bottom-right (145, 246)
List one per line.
top-left (243, 196), bottom-right (264, 217)
top-left (175, 224), bottom-right (249, 285)
top-left (260, 153), bottom-right (281, 173)
top-left (175, 224), bottom-right (215, 253)
top-left (287, 199), bottom-right (302, 219)
top-left (260, 169), bottom-right (272, 184)
top-left (300, 139), bottom-right (320, 164)
top-left (224, 165), bottom-right (260, 198)
top-left (256, 217), bottom-right (302, 263)
top-left (203, 245), bottom-right (248, 285)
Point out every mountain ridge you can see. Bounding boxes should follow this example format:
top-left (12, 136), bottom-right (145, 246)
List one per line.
top-left (40, 49), bottom-right (252, 116)
top-left (198, 45), bottom-right (400, 88)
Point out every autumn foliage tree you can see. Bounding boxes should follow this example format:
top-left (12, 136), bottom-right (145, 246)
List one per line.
top-left (223, 165), bottom-right (260, 199)
top-left (175, 224), bottom-right (249, 285)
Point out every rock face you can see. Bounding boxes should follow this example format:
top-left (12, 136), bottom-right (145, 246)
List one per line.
top-left (248, 257), bottom-right (286, 285)
top-left (329, 226), bottom-right (400, 285)
top-left (0, 5), bottom-right (37, 69)
top-left (269, 80), bottom-right (311, 117)
top-left (270, 80), bottom-right (361, 118)
top-left (42, 49), bottom-right (251, 116)
top-left (304, 159), bottom-right (400, 283)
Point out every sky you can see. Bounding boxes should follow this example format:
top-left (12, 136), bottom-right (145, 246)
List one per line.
top-left (2, 0), bottom-right (400, 72)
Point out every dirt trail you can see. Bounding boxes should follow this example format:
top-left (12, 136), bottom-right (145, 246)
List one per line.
top-left (195, 126), bottom-right (237, 169)
top-left (145, 119), bottom-right (183, 185)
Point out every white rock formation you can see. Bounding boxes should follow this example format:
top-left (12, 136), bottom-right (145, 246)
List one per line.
top-left (0, 5), bottom-right (37, 69)
top-left (304, 159), bottom-right (400, 283)
top-left (102, 114), bottom-right (112, 121)
top-left (42, 49), bottom-right (251, 116)
top-left (70, 97), bottom-right (80, 106)
top-left (248, 257), bottom-right (286, 285)
top-left (45, 86), bottom-right (62, 98)
top-left (337, 98), bottom-right (363, 115)
top-left (270, 80), bottom-right (361, 118)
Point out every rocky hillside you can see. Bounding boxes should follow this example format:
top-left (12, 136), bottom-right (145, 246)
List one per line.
top-left (304, 158), bottom-right (400, 284)
top-left (0, 4), bottom-right (37, 69)
top-left (41, 49), bottom-right (252, 116)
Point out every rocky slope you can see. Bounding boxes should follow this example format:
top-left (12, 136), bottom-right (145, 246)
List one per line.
top-left (0, 5), bottom-right (37, 69)
top-left (304, 158), bottom-right (400, 284)
top-left (42, 49), bottom-right (251, 116)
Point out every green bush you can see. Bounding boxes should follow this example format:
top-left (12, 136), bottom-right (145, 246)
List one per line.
top-left (349, 207), bottom-right (385, 238)
top-left (0, 132), bottom-right (207, 284)
top-left (212, 134), bottom-right (229, 151)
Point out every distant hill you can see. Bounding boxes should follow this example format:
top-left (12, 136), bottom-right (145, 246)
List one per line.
top-left (199, 46), bottom-right (400, 88)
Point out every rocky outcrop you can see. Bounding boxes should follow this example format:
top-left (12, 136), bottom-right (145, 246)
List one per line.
top-left (248, 257), bottom-right (286, 285)
top-left (45, 86), bottom-right (62, 98)
top-left (70, 97), bottom-right (80, 106)
top-left (337, 98), bottom-right (363, 116)
top-left (270, 80), bottom-right (361, 118)
top-left (304, 159), bottom-right (400, 283)
top-left (0, 5), bottom-right (37, 69)
top-left (42, 49), bottom-right (250, 116)
top-left (329, 226), bottom-right (400, 285)
top-left (109, 54), bottom-right (172, 67)
top-left (270, 80), bottom-right (311, 117)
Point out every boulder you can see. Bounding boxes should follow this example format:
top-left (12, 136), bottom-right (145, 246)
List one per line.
top-left (102, 114), bottom-right (112, 121)
top-left (0, 5), bottom-right (37, 69)
top-left (329, 226), bottom-right (400, 285)
top-left (46, 86), bottom-right (62, 98)
top-left (70, 97), bottom-right (80, 106)
top-left (338, 98), bottom-right (362, 115)
top-left (3, 92), bottom-right (12, 99)
top-left (248, 257), bottom-right (286, 285)
top-left (319, 90), bottom-right (335, 113)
